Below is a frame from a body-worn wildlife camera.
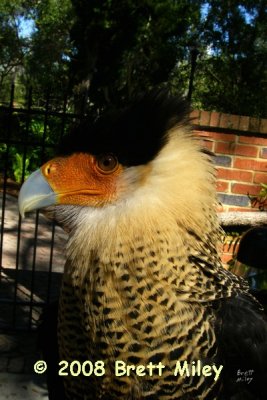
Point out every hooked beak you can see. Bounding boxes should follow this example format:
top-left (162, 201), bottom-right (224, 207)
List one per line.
top-left (18, 169), bottom-right (57, 217)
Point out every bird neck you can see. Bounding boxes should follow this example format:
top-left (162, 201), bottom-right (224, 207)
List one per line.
top-left (63, 198), bottom-right (237, 303)
top-left (61, 129), bottom-right (247, 301)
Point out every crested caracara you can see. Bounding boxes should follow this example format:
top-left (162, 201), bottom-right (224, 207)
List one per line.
top-left (19, 90), bottom-right (267, 399)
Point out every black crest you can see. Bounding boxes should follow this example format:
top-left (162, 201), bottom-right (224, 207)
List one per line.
top-left (59, 89), bottom-right (189, 166)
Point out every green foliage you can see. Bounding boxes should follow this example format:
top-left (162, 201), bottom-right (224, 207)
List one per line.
top-left (12, 152), bottom-right (30, 182)
top-left (259, 183), bottom-right (267, 199)
top-left (192, 0), bottom-right (267, 117)
top-left (0, 0), bottom-right (266, 117)
top-left (24, 0), bottom-right (74, 92)
top-left (0, 142), bottom-right (41, 183)
top-left (0, 1), bottom-right (25, 93)
top-left (0, 102), bottom-right (73, 183)
top-left (250, 183), bottom-right (267, 210)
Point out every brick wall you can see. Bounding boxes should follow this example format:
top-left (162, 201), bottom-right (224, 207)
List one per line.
top-left (191, 110), bottom-right (267, 267)
top-left (192, 110), bottom-right (267, 212)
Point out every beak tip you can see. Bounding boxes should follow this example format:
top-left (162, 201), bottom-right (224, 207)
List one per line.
top-left (18, 197), bottom-right (25, 218)
top-left (19, 207), bottom-right (25, 219)
top-left (18, 169), bottom-right (57, 215)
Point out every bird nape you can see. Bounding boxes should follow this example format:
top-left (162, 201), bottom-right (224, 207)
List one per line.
top-left (19, 89), bottom-right (267, 400)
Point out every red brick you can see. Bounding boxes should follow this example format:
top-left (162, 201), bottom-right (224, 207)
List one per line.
top-left (210, 112), bottom-right (221, 127)
top-left (194, 130), bottom-right (210, 139)
top-left (215, 142), bottom-right (258, 157)
top-left (216, 180), bottom-right (229, 192)
top-left (218, 193), bottom-right (250, 207)
top-left (259, 118), bottom-right (267, 134)
top-left (217, 168), bottom-right (253, 182)
top-left (228, 114), bottom-right (240, 130)
top-left (254, 172), bottom-right (267, 184)
top-left (215, 155), bottom-right (232, 167)
top-left (260, 148), bottom-right (267, 159)
top-left (231, 183), bottom-right (261, 196)
top-left (234, 158), bottom-right (267, 172)
top-left (198, 131), bottom-right (218, 142)
top-left (234, 144), bottom-right (259, 157)
top-left (219, 113), bottom-right (231, 129)
top-left (190, 110), bottom-right (200, 123)
top-left (249, 117), bottom-right (260, 132)
top-left (238, 135), bottom-right (267, 145)
top-left (220, 113), bottom-right (240, 130)
top-left (239, 116), bottom-right (250, 131)
top-left (228, 207), bottom-right (254, 212)
top-left (193, 129), bottom-right (202, 137)
top-left (215, 141), bottom-right (235, 154)
top-left (209, 132), bottom-right (236, 142)
top-left (194, 129), bottom-right (212, 140)
top-left (199, 110), bottom-right (211, 126)
top-left (201, 139), bottom-right (214, 151)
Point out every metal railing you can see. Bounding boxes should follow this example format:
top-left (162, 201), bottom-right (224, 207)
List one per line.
top-left (0, 84), bottom-right (81, 331)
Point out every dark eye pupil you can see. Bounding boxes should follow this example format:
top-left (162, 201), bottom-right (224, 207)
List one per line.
top-left (103, 158), bottom-right (111, 166)
top-left (97, 154), bottom-right (118, 172)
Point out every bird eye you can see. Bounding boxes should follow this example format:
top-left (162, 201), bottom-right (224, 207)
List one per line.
top-left (96, 154), bottom-right (118, 173)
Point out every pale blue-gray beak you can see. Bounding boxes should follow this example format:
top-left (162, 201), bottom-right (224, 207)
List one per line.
top-left (18, 169), bottom-right (57, 217)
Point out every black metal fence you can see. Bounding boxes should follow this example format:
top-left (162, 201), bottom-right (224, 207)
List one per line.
top-left (0, 84), bottom-right (81, 331)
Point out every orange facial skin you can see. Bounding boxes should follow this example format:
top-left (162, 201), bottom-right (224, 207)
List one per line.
top-left (41, 152), bottom-right (123, 207)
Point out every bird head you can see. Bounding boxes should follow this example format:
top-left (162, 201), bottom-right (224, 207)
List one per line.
top-left (18, 89), bottom-right (217, 249)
